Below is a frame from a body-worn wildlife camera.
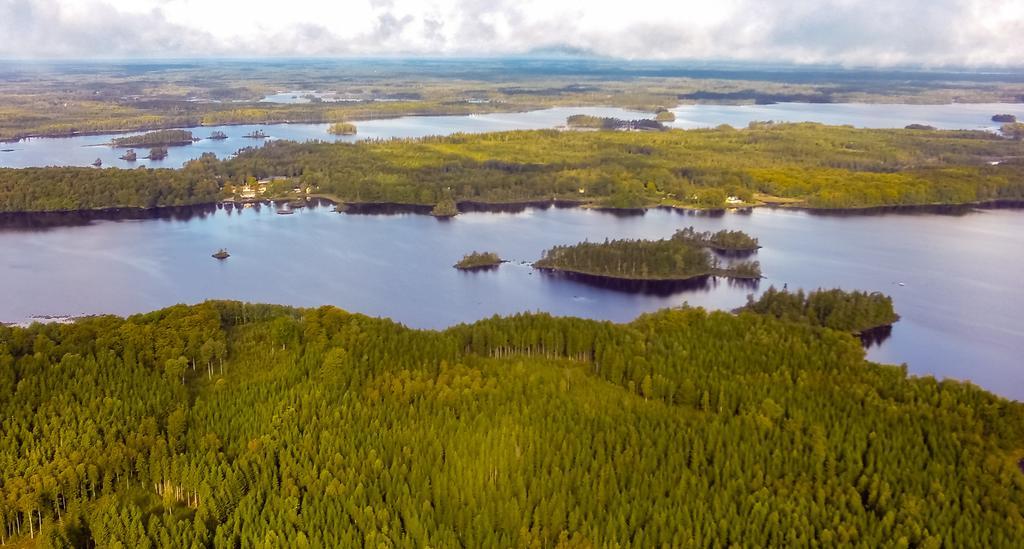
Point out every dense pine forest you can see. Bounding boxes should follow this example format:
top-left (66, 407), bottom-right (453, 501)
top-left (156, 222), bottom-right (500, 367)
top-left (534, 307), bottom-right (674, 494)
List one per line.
top-left (2, 123), bottom-right (1023, 213)
top-left (535, 234), bottom-right (761, 280)
top-left (1, 301), bottom-right (1022, 547)
top-left (741, 287), bottom-right (900, 334)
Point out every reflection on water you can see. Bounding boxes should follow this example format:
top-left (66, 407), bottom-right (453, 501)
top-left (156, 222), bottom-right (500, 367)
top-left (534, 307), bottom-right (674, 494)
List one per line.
top-left (860, 325), bottom-right (894, 349)
top-left (1, 202), bottom-right (1022, 400)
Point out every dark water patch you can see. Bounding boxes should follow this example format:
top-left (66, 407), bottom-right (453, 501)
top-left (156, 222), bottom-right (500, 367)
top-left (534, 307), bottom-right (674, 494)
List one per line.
top-left (0, 204), bottom-right (219, 232)
top-left (456, 200), bottom-right (580, 214)
top-left (793, 200), bottom-right (1024, 217)
top-left (536, 269), bottom-right (760, 296)
top-left (711, 247), bottom-right (761, 258)
top-left (587, 207), bottom-right (648, 218)
top-left (341, 202), bottom-right (435, 215)
top-left (859, 324), bottom-right (894, 349)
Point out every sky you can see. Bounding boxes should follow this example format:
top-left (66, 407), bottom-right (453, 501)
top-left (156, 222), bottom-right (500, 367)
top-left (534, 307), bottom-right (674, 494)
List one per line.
top-left (1, 0), bottom-right (1022, 66)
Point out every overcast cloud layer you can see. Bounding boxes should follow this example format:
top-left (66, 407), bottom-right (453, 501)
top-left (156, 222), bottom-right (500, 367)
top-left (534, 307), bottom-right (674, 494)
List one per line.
top-left (1, 0), bottom-right (1022, 66)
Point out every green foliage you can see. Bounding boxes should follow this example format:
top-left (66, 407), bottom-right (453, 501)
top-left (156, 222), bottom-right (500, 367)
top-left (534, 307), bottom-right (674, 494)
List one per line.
top-left (672, 226), bottom-right (760, 251)
top-left (741, 286), bottom-right (900, 333)
top-left (566, 115), bottom-right (666, 131)
top-left (534, 234), bottom-right (760, 280)
top-left (654, 109), bottom-right (676, 122)
top-left (111, 130), bottom-right (195, 148)
top-left (147, 147), bottom-right (169, 161)
top-left (454, 251), bottom-right (502, 270)
top-left (3, 124), bottom-right (1024, 213)
top-left (1001, 123), bottom-right (1024, 140)
top-left (430, 197), bottom-right (458, 217)
top-left (0, 301), bottom-right (1022, 547)
top-left (0, 155), bottom-right (222, 211)
top-left (326, 122), bottom-right (357, 135)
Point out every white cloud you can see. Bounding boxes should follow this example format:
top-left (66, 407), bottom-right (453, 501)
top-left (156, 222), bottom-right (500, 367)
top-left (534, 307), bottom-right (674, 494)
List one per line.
top-left (1, 0), bottom-right (1022, 66)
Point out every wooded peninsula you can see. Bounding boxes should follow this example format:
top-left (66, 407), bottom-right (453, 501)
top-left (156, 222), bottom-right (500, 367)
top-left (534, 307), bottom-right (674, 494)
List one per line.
top-left (0, 300), bottom-right (1021, 546)
top-left (1, 123), bottom-right (1022, 213)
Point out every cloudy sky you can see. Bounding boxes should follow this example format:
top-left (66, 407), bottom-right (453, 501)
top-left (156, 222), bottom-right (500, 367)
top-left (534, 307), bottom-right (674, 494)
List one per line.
top-left (1, 0), bottom-right (1022, 66)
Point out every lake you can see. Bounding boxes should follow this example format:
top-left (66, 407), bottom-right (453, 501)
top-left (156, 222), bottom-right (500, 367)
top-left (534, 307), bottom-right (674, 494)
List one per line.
top-left (1, 202), bottom-right (1022, 401)
top-left (1, 102), bottom-right (1020, 169)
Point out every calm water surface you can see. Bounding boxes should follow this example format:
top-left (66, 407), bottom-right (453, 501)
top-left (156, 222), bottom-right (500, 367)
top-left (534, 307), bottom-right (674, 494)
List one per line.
top-left (1, 204), bottom-right (1022, 400)
top-left (2, 103), bottom-right (1020, 169)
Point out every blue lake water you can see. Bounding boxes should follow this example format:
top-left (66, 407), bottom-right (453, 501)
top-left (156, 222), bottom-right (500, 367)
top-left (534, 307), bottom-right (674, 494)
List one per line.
top-left (1, 203), bottom-right (1022, 401)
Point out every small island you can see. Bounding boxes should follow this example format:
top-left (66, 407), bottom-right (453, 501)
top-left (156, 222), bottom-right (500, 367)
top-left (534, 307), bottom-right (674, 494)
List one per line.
top-left (244, 129), bottom-right (268, 139)
top-left (110, 129), bottom-right (195, 148)
top-left (672, 227), bottom-right (760, 254)
top-left (327, 122), bottom-right (358, 135)
top-left (904, 124), bottom-right (936, 131)
top-left (208, 131), bottom-right (228, 140)
top-left (91, 158), bottom-right (102, 167)
top-left (566, 115), bottom-right (667, 131)
top-left (119, 149), bottom-right (137, 161)
top-left (992, 114), bottom-right (1017, 123)
top-left (212, 249), bottom-right (230, 260)
top-left (739, 286), bottom-right (899, 334)
top-left (454, 251), bottom-right (503, 270)
top-left (534, 235), bottom-right (761, 282)
top-left (146, 146), bottom-right (168, 160)
top-left (654, 108), bottom-right (676, 122)
top-left (431, 198), bottom-right (459, 217)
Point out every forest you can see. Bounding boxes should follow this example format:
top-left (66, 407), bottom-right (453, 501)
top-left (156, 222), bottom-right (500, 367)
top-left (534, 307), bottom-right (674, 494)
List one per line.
top-left (534, 234), bottom-right (761, 280)
top-left (740, 287), bottom-right (900, 333)
top-left (2, 123), bottom-right (1023, 213)
top-left (0, 301), bottom-right (1022, 547)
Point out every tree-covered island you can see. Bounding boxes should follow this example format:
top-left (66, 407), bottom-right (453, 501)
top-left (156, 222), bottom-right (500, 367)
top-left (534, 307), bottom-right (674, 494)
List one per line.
top-left (110, 130), bottom-right (196, 148)
top-left (534, 234), bottom-right (761, 281)
top-left (740, 286), bottom-right (900, 334)
top-left (566, 114), bottom-right (667, 131)
top-left (327, 122), bottom-right (358, 135)
top-left (453, 251), bottom-right (503, 270)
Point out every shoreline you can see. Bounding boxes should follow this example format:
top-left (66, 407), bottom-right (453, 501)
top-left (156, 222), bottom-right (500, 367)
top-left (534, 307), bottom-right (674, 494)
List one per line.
top-left (1, 197), bottom-right (1022, 224)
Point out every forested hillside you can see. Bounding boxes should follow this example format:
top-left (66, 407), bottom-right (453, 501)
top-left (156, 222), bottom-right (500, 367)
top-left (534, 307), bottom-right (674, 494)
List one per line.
top-left (1, 302), bottom-right (1022, 547)
top-left (2, 123), bottom-right (1023, 213)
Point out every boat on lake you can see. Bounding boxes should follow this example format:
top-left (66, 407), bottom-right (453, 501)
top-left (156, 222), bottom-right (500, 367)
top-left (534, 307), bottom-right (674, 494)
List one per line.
top-left (212, 249), bottom-right (230, 260)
